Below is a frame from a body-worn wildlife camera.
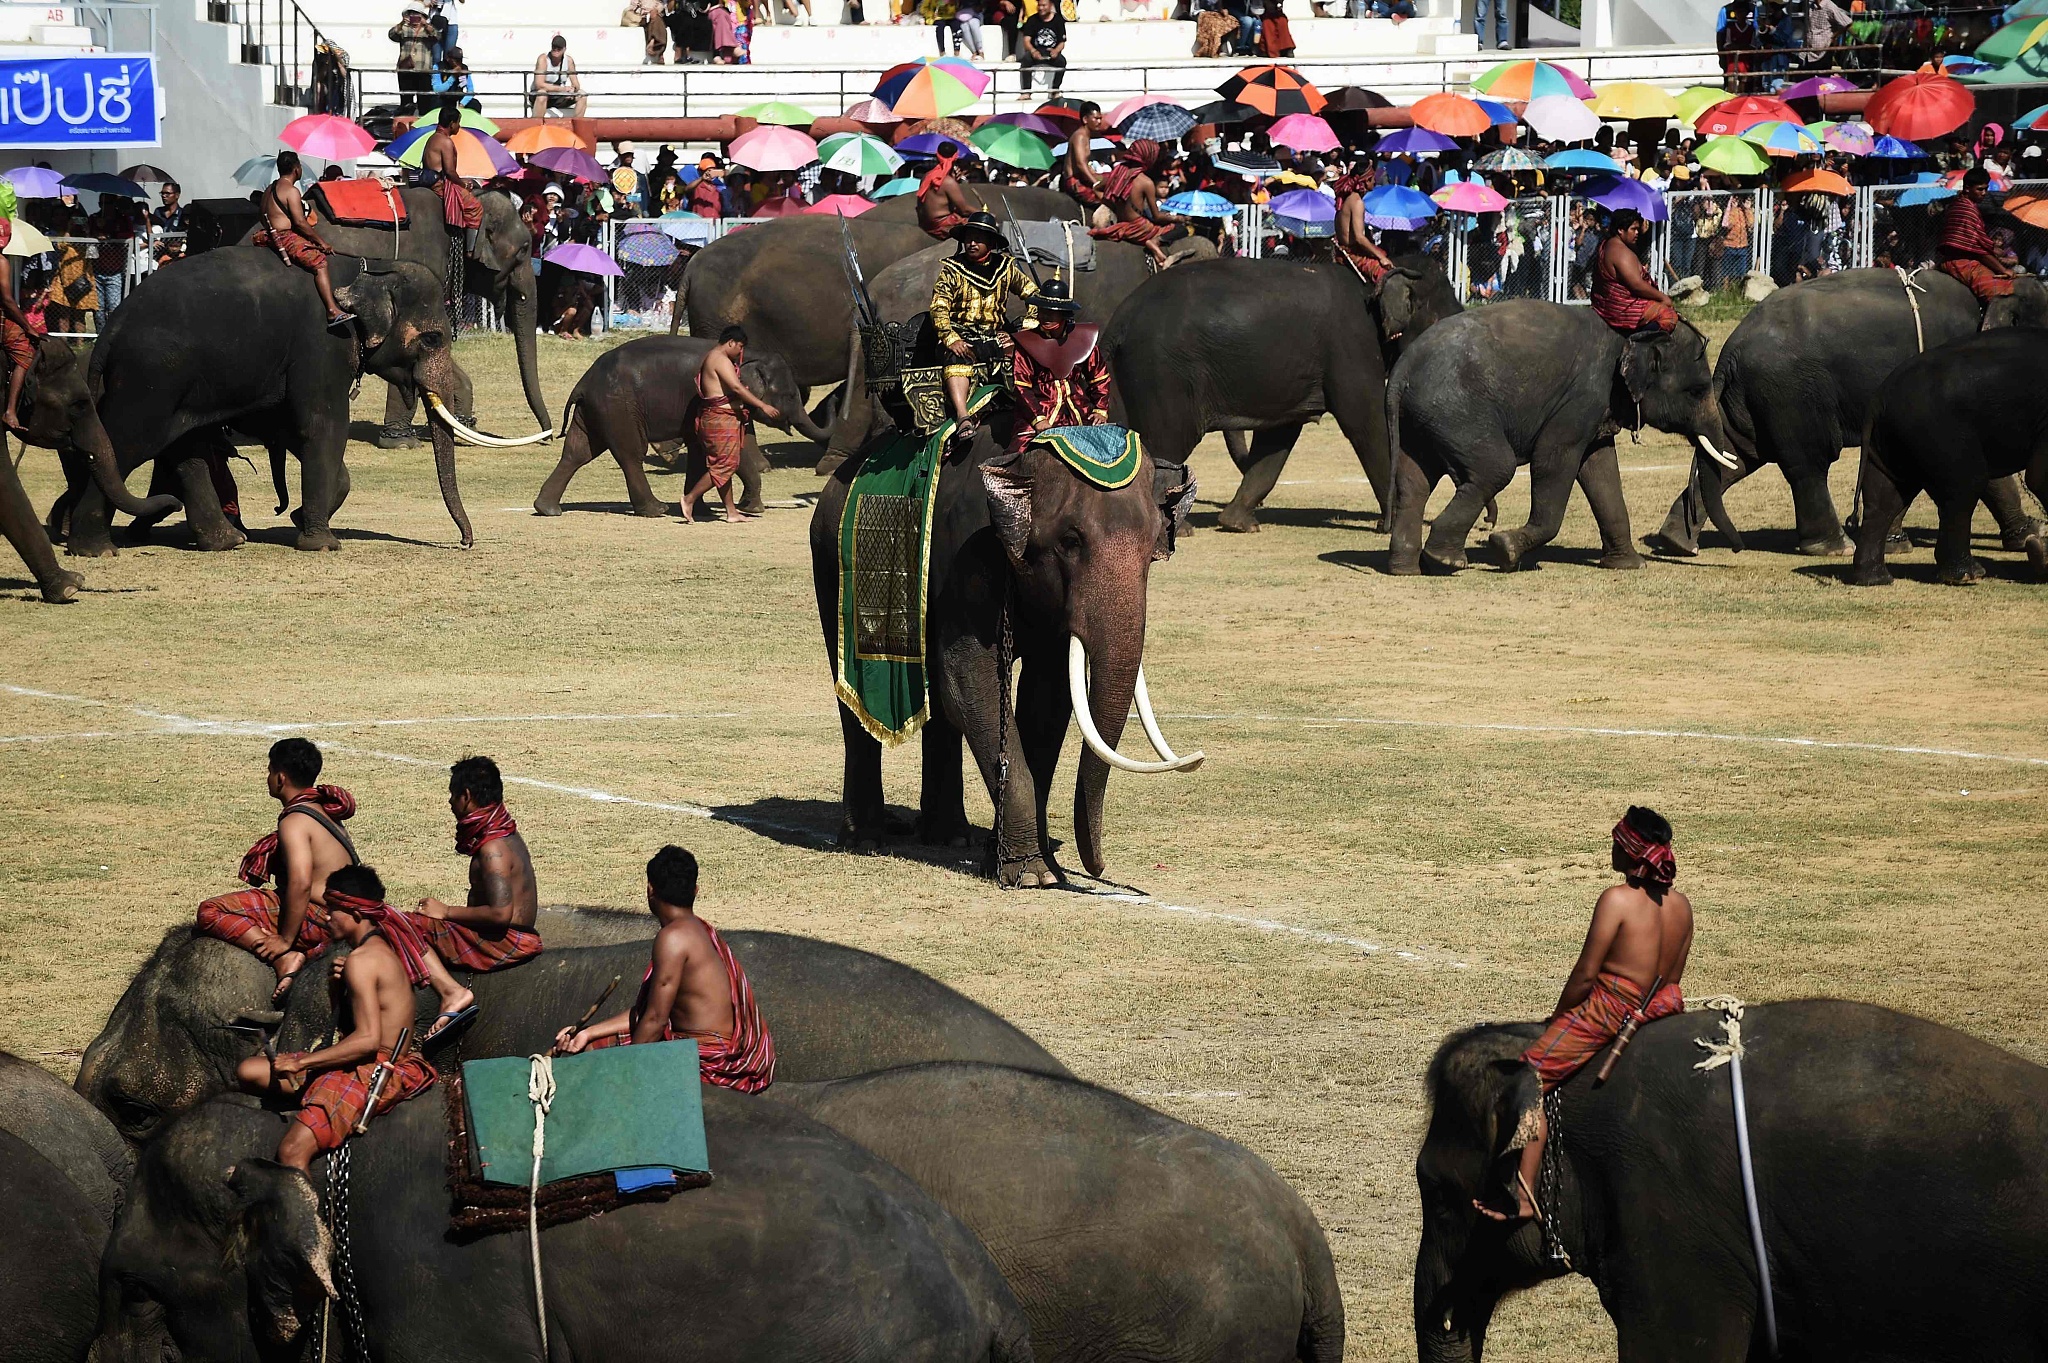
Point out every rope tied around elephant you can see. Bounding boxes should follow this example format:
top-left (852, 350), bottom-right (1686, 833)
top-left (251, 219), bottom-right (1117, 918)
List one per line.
top-left (1894, 266), bottom-right (1929, 355)
top-left (1691, 996), bottom-right (1779, 1357)
top-left (526, 1053), bottom-right (556, 1357)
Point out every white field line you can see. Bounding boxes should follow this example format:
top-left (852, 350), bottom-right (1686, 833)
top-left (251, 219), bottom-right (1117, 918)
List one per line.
top-left (1273, 464), bottom-right (1685, 488)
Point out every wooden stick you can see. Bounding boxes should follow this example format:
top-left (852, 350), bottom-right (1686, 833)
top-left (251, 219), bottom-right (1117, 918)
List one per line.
top-left (549, 974), bottom-right (622, 1057)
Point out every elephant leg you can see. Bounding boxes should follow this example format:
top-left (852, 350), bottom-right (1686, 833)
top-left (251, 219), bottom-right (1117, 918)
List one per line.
top-left (835, 702), bottom-right (890, 849)
top-left (1933, 494), bottom-right (1987, 584)
top-left (1223, 428), bottom-right (1254, 473)
top-left (916, 709), bottom-right (970, 848)
top-left (736, 431), bottom-right (768, 517)
top-left (1982, 473), bottom-right (2042, 552)
top-left (1217, 424), bottom-right (1302, 534)
top-left (293, 423), bottom-right (350, 552)
top-left (1787, 464), bottom-right (1849, 556)
top-left (1575, 442), bottom-right (1644, 570)
top-left (0, 443), bottom-right (81, 601)
top-left (377, 379), bottom-right (420, 449)
top-left (1650, 457), bottom-right (1755, 556)
top-left (67, 480), bottom-right (116, 559)
top-left (1385, 446), bottom-right (1441, 576)
top-left (1328, 375), bottom-right (1393, 530)
top-left (175, 454), bottom-right (245, 552)
top-left (938, 638), bottom-right (1051, 888)
top-left (1015, 655), bottom-right (1069, 866)
top-left (533, 411), bottom-right (600, 517)
top-left (1847, 454), bottom-right (1913, 586)
top-left (612, 430), bottom-right (669, 518)
top-left (1424, 448), bottom-right (1516, 573)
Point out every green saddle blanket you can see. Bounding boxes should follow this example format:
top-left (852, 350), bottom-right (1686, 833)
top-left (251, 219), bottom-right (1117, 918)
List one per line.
top-left (834, 385), bottom-right (1000, 745)
top-left (463, 1041), bottom-right (710, 1187)
top-left (1033, 424), bottom-right (1142, 489)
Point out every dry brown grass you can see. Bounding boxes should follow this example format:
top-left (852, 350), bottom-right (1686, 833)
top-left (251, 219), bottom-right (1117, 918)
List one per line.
top-left (3, 324), bottom-right (2045, 1361)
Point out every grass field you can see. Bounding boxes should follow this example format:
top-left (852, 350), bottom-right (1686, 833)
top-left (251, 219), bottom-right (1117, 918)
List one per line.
top-left (4, 327), bottom-right (2045, 1361)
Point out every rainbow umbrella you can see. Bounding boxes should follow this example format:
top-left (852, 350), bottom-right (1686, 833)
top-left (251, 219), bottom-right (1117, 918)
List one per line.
top-left (2015, 101), bottom-right (2048, 129)
top-left (456, 107), bottom-right (499, 135)
top-left (804, 193), bottom-right (877, 216)
top-left (1589, 82), bottom-right (1678, 120)
top-left (1470, 58), bottom-right (1594, 101)
top-left (1360, 183), bottom-right (1436, 229)
top-left (281, 113), bottom-right (374, 160)
top-left (737, 100), bottom-right (817, 126)
top-left (1696, 135), bottom-right (1771, 175)
top-left (1740, 120), bottom-right (1824, 155)
top-left (1435, 180), bottom-right (1508, 212)
top-left (1474, 98), bottom-right (1519, 126)
top-left (1267, 112), bottom-right (1340, 151)
top-left (729, 125), bottom-right (820, 172)
top-left (1475, 146), bottom-right (1543, 171)
top-left (1821, 121), bottom-right (1876, 155)
top-left (971, 122), bottom-right (1056, 170)
top-left (392, 127), bottom-right (516, 178)
top-left (874, 56), bottom-right (989, 120)
top-left (818, 132), bottom-right (903, 177)
top-left (1545, 148), bottom-right (1621, 172)
top-left (1675, 85), bottom-right (1733, 126)
top-left (1411, 92), bottom-right (1492, 137)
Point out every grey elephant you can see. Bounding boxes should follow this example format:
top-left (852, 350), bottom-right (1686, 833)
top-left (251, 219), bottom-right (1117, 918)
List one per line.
top-left (533, 335), bottom-right (829, 518)
top-left (78, 922), bottom-right (1068, 1145)
top-left (1386, 304), bottom-right (1733, 573)
top-left (1649, 268), bottom-right (2048, 557)
top-left (1415, 1002), bottom-right (2048, 1363)
top-left (95, 1091), bottom-right (1033, 1363)
top-left (777, 1062), bottom-right (1345, 1363)
top-left (862, 184), bottom-right (1081, 227)
top-left (1104, 255), bottom-right (1462, 534)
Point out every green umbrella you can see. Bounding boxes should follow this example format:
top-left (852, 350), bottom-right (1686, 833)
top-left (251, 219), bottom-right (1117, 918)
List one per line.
top-left (1976, 15), bottom-right (2048, 62)
top-left (1963, 47), bottom-right (2048, 81)
top-left (457, 106), bottom-right (499, 135)
top-left (1676, 84), bottom-right (1732, 127)
top-left (737, 100), bottom-right (818, 126)
top-left (817, 131), bottom-right (903, 177)
top-left (969, 122), bottom-right (1055, 170)
top-left (1696, 135), bottom-right (1770, 175)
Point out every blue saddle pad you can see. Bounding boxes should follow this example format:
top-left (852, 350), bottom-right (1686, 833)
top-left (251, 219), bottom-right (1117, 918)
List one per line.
top-left (463, 1041), bottom-right (710, 1187)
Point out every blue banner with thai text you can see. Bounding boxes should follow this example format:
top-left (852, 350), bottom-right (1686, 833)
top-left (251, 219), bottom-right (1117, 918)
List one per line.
top-left (0, 54), bottom-right (159, 148)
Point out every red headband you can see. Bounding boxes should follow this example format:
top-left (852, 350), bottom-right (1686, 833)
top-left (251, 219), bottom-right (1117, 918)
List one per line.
top-left (326, 890), bottom-right (433, 987)
top-left (1611, 819), bottom-right (1676, 890)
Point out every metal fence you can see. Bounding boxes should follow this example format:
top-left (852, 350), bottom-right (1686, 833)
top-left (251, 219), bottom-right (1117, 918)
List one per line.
top-left (23, 234), bottom-right (187, 339)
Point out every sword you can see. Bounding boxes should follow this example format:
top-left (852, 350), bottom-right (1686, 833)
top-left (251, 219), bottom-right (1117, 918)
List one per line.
top-left (999, 193), bottom-right (1045, 290)
top-left (836, 210), bottom-right (876, 330)
top-left (549, 974), bottom-right (622, 1057)
top-left (352, 1023), bottom-right (413, 1135)
top-left (1594, 975), bottom-right (1663, 1086)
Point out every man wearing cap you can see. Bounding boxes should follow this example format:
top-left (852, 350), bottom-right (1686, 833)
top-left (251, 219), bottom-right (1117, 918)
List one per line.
top-left (929, 211), bottom-right (1040, 439)
top-left (689, 155), bottom-right (726, 218)
top-left (1006, 280), bottom-right (1109, 452)
top-left (389, 5), bottom-right (436, 114)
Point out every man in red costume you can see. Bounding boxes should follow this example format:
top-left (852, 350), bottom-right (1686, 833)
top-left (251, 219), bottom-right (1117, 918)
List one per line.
top-left (409, 755), bottom-right (542, 974)
top-left (419, 101), bottom-right (484, 251)
top-left (253, 150), bottom-right (354, 329)
top-left (916, 142), bottom-right (980, 241)
top-left (1007, 280), bottom-right (1109, 451)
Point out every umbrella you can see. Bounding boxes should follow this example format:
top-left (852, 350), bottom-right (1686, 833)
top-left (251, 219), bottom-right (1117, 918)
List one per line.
top-left (2009, 0), bottom-right (2048, 17)
top-left (874, 56), bottom-right (989, 120)
top-left (507, 124), bottom-right (587, 153)
top-left (872, 177), bottom-right (918, 199)
top-left (1361, 183), bottom-right (1436, 229)
top-left (1940, 55), bottom-right (1995, 74)
top-left (1269, 170), bottom-right (1320, 189)
top-left (1107, 93), bottom-right (1183, 126)
top-left (1576, 173), bottom-right (1668, 220)
top-left (1740, 120), bottom-right (1824, 155)
top-left (1868, 134), bottom-right (1924, 158)
top-left (730, 125), bottom-right (820, 172)
top-left (1590, 82), bottom-right (1678, 120)
top-left (1474, 98), bottom-right (1519, 126)
top-left (1865, 73), bottom-right (1974, 140)
top-left (1475, 146), bottom-right (1543, 171)
top-left (1781, 167), bottom-right (1853, 195)
top-left (1940, 165), bottom-right (2011, 190)
top-left (1523, 93), bottom-right (1601, 141)
top-left (1435, 180), bottom-right (1509, 212)
top-left (1410, 92), bottom-right (1492, 137)
top-left (897, 131), bottom-right (979, 159)
top-left (1696, 135), bottom-right (1772, 175)
top-left (1214, 149), bottom-right (1283, 176)
top-left (1544, 148), bottom-right (1621, 172)
top-left (2018, 101), bottom-right (2048, 129)
top-left (1031, 100), bottom-right (1086, 131)
top-left (59, 172), bottom-right (147, 199)
top-left (818, 131), bottom-right (903, 177)
top-left (1675, 85), bottom-right (1733, 126)
top-left (1975, 15), bottom-right (2048, 62)
top-left (1216, 64), bottom-right (1326, 118)
top-left (737, 100), bottom-right (816, 126)
top-left (1779, 74), bottom-right (1859, 102)
top-left (985, 111), bottom-right (1066, 137)
top-left (1375, 126), bottom-right (1457, 154)
top-left (613, 227), bottom-right (679, 267)
top-left (527, 145), bottom-right (606, 182)
top-left (1268, 187), bottom-right (1333, 217)
top-left (1267, 113), bottom-right (1341, 151)
top-left (1162, 189), bottom-right (1235, 217)
top-left (1960, 50), bottom-right (2048, 82)
top-left (971, 122), bottom-right (1056, 169)
top-left (454, 107), bottom-right (499, 135)
top-left (805, 193), bottom-right (877, 216)
top-left (119, 163), bottom-right (173, 183)
top-left (1471, 58), bottom-right (1594, 101)
top-left (1695, 94), bottom-right (1801, 136)
top-left (4, 166), bottom-right (66, 197)
top-left (1118, 103), bottom-right (1197, 142)
top-left (1896, 172), bottom-right (1957, 206)
top-left (281, 113), bottom-right (375, 160)
top-left (1821, 121), bottom-right (1876, 155)
top-left (1322, 86), bottom-right (1393, 112)
top-left (546, 242), bottom-right (624, 277)
top-left (1188, 99), bottom-right (1261, 125)
top-left (844, 97), bottom-right (906, 124)
top-left (3, 218), bottom-right (52, 257)
top-left (393, 127), bottom-right (515, 178)
top-left (2000, 192), bottom-right (2048, 228)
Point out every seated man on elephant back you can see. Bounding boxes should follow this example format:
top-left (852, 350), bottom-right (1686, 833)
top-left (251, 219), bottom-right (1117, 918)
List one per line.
top-left (415, 101), bottom-right (484, 252)
top-left (1332, 164), bottom-right (1393, 286)
top-left (930, 211), bottom-right (1041, 441)
top-left (1087, 139), bottom-right (1188, 270)
top-left (1936, 168), bottom-right (2017, 322)
top-left (253, 149), bottom-right (355, 329)
top-left (1591, 210), bottom-right (1677, 336)
top-left (1006, 281), bottom-right (1110, 453)
top-left (0, 220), bottom-right (44, 434)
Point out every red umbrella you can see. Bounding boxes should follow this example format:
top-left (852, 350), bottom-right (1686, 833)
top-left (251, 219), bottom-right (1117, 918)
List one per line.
top-left (1866, 72), bottom-right (1975, 142)
top-left (1694, 94), bottom-right (1802, 136)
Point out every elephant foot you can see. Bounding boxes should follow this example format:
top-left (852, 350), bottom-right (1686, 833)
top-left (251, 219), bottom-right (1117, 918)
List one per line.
top-left (1216, 504), bottom-right (1260, 534)
top-left (1420, 546), bottom-right (1468, 575)
top-left (815, 451), bottom-right (847, 477)
top-left (375, 425), bottom-right (420, 450)
top-left (1935, 556), bottom-right (1988, 586)
top-left (66, 536), bottom-right (116, 560)
top-left (192, 525), bottom-right (247, 553)
top-left (917, 812), bottom-right (972, 848)
top-left (737, 495), bottom-right (765, 517)
top-left (1796, 534), bottom-right (1851, 557)
top-left (1844, 560), bottom-right (1894, 587)
top-left (1487, 531), bottom-right (1529, 571)
top-left (117, 521), bottom-right (160, 548)
top-left (1597, 548), bottom-right (1646, 571)
top-left (1883, 531), bottom-right (1913, 554)
top-left (294, 527), bottom-right (343, 552)
top-left (37, 569), bottom-right (83, 603)
top-left (2002, 518), bottom-right (2045, 553)
top-left (1384, 552), bottom-right (1422, 576)
top-left (631, 501), bottom-right (671, 519)
top-left (1644, 530), bottom-right (1699, 557)
top-left (533, 499), bottom-right (565, 517)
top-left (995, 853), bottom-right (1060, 889)
top-left (2027, 536), bottom-right (2048, 577)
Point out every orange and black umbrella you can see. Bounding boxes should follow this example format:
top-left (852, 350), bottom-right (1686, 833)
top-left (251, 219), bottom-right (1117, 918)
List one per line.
top-left (1216, 64), bottom-right (1326, 118)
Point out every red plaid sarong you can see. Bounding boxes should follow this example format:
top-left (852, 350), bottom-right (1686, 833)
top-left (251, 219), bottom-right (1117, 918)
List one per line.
top-left (1522, 971), bottom-right (1684, 1092)
top-left (252, 225), bottom-right (330, 272)
top-left (688, 395), bottom-right (745, 487)
top-left (287, 1048), bottom-right (437, 1152)
top-left (454, 802), bottom-right (518, 857)
top-left (1338, 244), bottom-right (1390, 285)
top-left (587, 921), bottom-right (775, 1093)
top-left (1937, 258), bottom-right (2015, 301)
top-left (437, 175), bottom-right (483, 232)
top-left (1090, 217), bottom-right (1167, 245)
top-left (412, 915), bottom-right (543, 972)
top-left (196, 887), bottom-right (330, 954)
top-left (922, 210), bottom-right (967, 242)
top-left (1061, 172), bottom-right (1105, 207)
top-left (238, 786), bottom-right (358, 886)
top-left (1938, 193), bottom-right (1997, 260)
top-left (0, 317), bottom-right (35, 374)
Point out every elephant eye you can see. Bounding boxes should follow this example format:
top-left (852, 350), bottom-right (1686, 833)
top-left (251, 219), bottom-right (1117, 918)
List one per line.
top-left (110, 1094), bottom-right (159, 1132)
top-left (419, 331), bottom-right (446, 351)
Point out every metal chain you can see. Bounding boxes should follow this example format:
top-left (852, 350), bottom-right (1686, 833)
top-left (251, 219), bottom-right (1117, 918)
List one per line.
top-left (322, 1141), bottom-right (370, 1362)
top-left (1539, 1088), bottom-right (1572, 1270)
top-left (988, 583), bottom-right (1015, 882)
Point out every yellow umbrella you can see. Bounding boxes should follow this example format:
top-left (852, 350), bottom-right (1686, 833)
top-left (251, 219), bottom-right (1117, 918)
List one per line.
top-left (1676, 84), bottom-right (1732, 126)
top-left (1590, 82), bottom-right (1679, 120)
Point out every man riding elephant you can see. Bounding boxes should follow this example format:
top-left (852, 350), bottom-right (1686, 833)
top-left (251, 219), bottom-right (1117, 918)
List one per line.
top-left (1590, 210), bottom-right (1680, 337)
top-left (930, 211), bottom-right (1040, 441)
top-left (1088, 138), bottom-right (1184, 270)
top-left (1935, 167), bottom-right (2016, 325)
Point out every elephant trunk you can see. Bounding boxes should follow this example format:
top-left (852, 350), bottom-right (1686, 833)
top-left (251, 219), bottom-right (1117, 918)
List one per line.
top-left (787, 399), bottom-right (832, 443)
top-left (421, 356), bottom-right (474, 548)
top-left (72, 408), bottom-right (178, 521)
top-left (1415, 1240), bottom-right (1490, 1363)
top-left (509, 266), bottom-right (550, 434)
top-left (1696, 452), bottom-right (1745, 552)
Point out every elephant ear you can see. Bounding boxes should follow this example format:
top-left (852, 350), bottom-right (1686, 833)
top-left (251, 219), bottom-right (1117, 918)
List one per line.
top-left (1615, 333), bottom-right (1665, 413)
top-left (227, 1158), bottom-right (335, 1347)
top-left (1151, 461), bottom-right (1197, 562)
top-left (1489, 1057), bottom-right (1544, 1159)
top-left (335, 274), bottom-right (393, 351)
top-left (981, 457), bottom-right (1035, 565)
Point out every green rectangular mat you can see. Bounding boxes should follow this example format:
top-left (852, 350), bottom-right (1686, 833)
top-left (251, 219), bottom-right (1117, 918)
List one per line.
top-left (463, 1041), bottom-right (710, 1187)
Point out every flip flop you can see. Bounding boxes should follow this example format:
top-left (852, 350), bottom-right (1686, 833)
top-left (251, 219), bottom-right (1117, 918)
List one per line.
top-left (422, 1005), bottom-right (479, 1050)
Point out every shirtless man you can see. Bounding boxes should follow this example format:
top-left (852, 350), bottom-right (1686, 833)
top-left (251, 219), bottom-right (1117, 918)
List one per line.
top-left (916, 142), bottom-right (981, 242)
top-left (682, 325), bottom-right (780, 524)
top-left (1332, 164), bottom-right (1394, 285)
top-left (555, 845), bottom-right (775, 1092)
top-left (196, 739), bottom-right (360, 1002)
top-left (1479, 806), bottom-right (1692, 1223)
top-left (236, 865), bottom-right (437, 1170)
top-left (0, 224), bottom-right (45, 433)
top-left (1087, 139), bottom-right (1184, 269)
top-left (1590, 209), bottom-right (1677, 335)
top-left (407, 755), bottom-right (542, 1036)
top-left (419, 101), bottom-right (482, 251)
top-left (256, 150), bottom-right (353, 329)
top-left (1060, 103), bottom-right (1108, 216)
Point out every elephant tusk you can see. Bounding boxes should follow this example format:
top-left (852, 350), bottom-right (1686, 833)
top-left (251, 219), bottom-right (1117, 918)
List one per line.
top-left (425, 393), bottom-right (557, 447)
top-left (1132, 665), bottom-right (1204, 771)
top-left (1697, 435), bottom-right (1739, 472)
top-left (1068, 637), bottom-right (1205, 775)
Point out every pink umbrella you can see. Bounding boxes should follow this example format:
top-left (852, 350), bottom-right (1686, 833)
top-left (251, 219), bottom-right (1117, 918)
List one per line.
top-left (1267, 113), bottom-right (1340, 152)
top-left (527, 145), bottom-right (606, 183)
top-left (730, 124), bottom-right (820, 172)
top-left (843, 97), bottom-right (905, 124)
top-left (1106, 93), bottom-right (1183, 127)
top-left (754, 195), bottom-right (808, 216)
top-left (545, 242), bottom-right (624, 277)
top-left (280, 113), bottom-right (374, 160)
top-left (804, 193), bottom-right (877, 216)
top-left (1433, 180), bottom-right (1509, 213)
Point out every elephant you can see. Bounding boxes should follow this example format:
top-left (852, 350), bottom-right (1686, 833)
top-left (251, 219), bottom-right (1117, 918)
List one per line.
top-left (0, 1050), bottom-right (131, 1224)
top-left (1, 337), bottom-right (179, 600)
top-left (861, 183), bottom-right (1082, 227)
top-left (533, 335), bottom-right (830, 519)
top-left (1414, 1001), bottom-right (2048, 1363)
top-left (812, 409), bottom-right (1203, 888)
top-left (77, 918), bottom-right (1070, 1145)
top-left (1649, 268), bottom-right (2048, 558)
top-left (1103, 255), bottom-right (1462, 535)
top-left (1386, 304), bottom-right (1733, 574)
top-left (69, 248), bottom-right (471, 557)
top-left (1850, 327), bottom-right (2048, 585)
top-left (1, 1129), bottom-right (102, 1363)
top-left (242, 183), bottom-right (550, 446)
top-left (776, 1062), bottom-right (1345, 1363)
top-left (93, 1092), bottom-right (1033, 1363)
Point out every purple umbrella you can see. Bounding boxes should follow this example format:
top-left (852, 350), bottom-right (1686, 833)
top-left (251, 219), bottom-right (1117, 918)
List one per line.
top-left (1576, 172), bottom-right (1668, 220)
top-left (3, 166), bottom-right (66, 198)
top-left (545, 242), bottom-right (625, 277)
top-left (1268, 188), bottom-right (1335, 221)
top-left (1374, 126), bottom-right (1458, 154)
top-left (897, 131), bottom-right (980, 159)
top-left (527, 145), bottom-right (606, 183)
top-left (985, 112), bottom-right (1065, 137)
top-left (1779, 74), bottom-right (1858, 102)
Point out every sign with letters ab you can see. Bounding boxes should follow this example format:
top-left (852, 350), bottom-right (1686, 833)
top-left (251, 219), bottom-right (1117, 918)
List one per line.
top-left (0, 55), bottom-right (159, 148)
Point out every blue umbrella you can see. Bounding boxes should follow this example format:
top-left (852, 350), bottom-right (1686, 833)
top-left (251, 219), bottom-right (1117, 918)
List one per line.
top-left (1474, 97), bottom-right (1519, 126)
top-left (1375, 127), bottom-right (1458, 155)
top-left (1577, 172), bottom-right (1668, 220)
top-left (1119, 103), bottom-right (1197, 142)
top-left (1869, 135), bottom-right (1924, 159)
top-left (1162, 189), bottom-right (1235, 218)
top-left (1896, 171), bottom-right (1957, 207)
top-left (59, 172), bottom-right (147, 199)
top-left (897, 132), bottom-right (979, 159)
top-left (1360, 183), bottom-right (1437, 229)
top-left (872, 177), bottom-right (918, 198)
top-left (1544, 148), bottom-right (1622, 173)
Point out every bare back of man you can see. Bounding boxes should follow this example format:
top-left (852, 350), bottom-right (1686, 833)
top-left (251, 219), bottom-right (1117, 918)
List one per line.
top-left (421, 126), bottom-right (459, 181)
top-left (470, 833), bottom-right (539, 927)
top-left (1335, 192), bottom-right (1392, 279)
top-left (648, 914), bottom-right (738, 1041)
top-left (267, 808), bottom-right (356, 984)
top-left (1592, 881), bottom-right (1693, 997)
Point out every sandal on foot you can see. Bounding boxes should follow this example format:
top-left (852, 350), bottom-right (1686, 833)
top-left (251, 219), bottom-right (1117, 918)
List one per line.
top-left (423, 1005), bottom-right (479, 1049)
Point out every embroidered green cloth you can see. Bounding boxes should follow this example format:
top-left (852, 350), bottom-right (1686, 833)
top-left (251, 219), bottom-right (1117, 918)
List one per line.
top-left (463, 1041), bottom-right (709, 1187)
top-left (835, 386), bottom-right (1001, 745)
top-left (1033, 424), bottom-right (1143, 489)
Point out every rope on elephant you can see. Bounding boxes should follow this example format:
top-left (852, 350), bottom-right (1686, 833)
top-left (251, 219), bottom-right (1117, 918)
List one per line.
top-left (527, 1053), bottom-right (557, 1358)
top-left (1895, 265), bottom-right (1929, 354)
top-left (1693, 996), bottom-right (1780, 1357)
